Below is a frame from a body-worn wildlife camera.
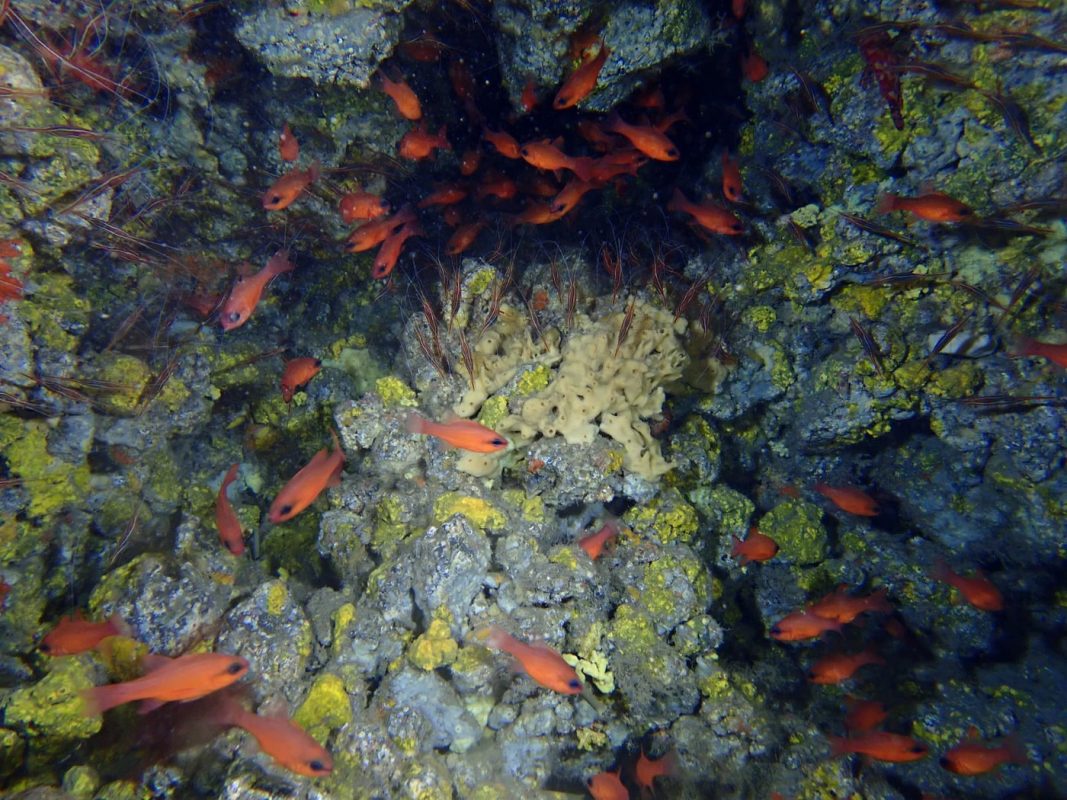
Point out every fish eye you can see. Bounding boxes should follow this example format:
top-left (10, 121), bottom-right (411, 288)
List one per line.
top-left (770, 625), bottom-right (781, 635)
top-left (280, 505), bottom-right (292, 516)
top-left (491, 437), bottom-right (507, 446)
top-left (667, 147), bottom-right (678, 157)
top-left (938, 757), bottom-right (951, 767)
top-left (39, 642), bottom-right (51, 653)
top-left (226, 311), bottom-right (240, 323)
top-left (568, 679), bottom-right (581, 690)
top-left (269, 194), bottom-right (282, 205)
top-left (309, 759), bottom-right (328, 773)
top-left (227, 661), bottom-right (245, 674)
top-left (910, 745), bottom-right (926, 754)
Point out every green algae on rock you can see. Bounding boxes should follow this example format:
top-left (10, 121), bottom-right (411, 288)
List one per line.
top-left (757, 499), bottom-right (829, 567)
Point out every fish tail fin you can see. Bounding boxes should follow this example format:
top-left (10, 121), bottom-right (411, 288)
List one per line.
top-left (404, 412), bottom-right (427, 435)
top-left (1007, 335), bottom-right (1038, 359)
top-left (483, 625), bottom-right (516, 654)
top-left (221, 462), bottom-right (239, 490)
top-left (667, 187), bottom-right (685, 212)
top-left (571, 156), bottom-right (594, 183)
top-left (730, 535), bottom-right (743, 557)
top-left (930, 557), bottom-right (954, 584)
top-left (82, 683), bottom-right (126, 716)
top-left (266, 249), bottom-right (295, 277)
top-left (873, 193), bottom-right (898, 215)
top-left (826, 734), bottom-right (851, 758)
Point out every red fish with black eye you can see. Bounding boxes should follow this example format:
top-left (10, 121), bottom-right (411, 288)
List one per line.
top-left (220, 250), bottom-right (296, 332)
top-left (268, 432), bottom-right (345, 524)
top-left (280, 357), bottom-right (321, 404)
top-left (578, 520), bottom-right (619, 560)
top-left (874, 191), bottom-right (972, 223)
top-left (731, 526), bottom-right (778, 565)
top-left (930, 558), bottom-right (1003, 612)
top-left (554, 42), bottom-right (610, 110)
top-left (721, 151), bottom-right (743, 202)
top-left (262, 162), bottom-right (319, 211)
top-left (483, 626), bottom-right (582, 694)
top-left (667, 188), bottom-right (744, 235)
top-left (215, 463), bottom-right (244, 556)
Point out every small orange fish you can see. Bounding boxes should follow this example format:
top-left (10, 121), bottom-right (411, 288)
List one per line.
top-left (586, 769), bottom-right (627, 800)
top-left (722, 151), bottom-right (743, 202)
top-left (339, 191), bottom-right (389, 224)
top-left (731, 527), bottom-right (778, 565)
top-left (1011, 336), bottom-right (1067, 369)
top-left (741, 48), bottom-right (769, 82)
top-left (220, 250), bottom-right (296, 332)
top-left (476, 173), bottom-right (518, 201)
top-left (216, 695), bottom-right (333, 777)
top-left (668, 188), bottom-right (744, 235)
top-left (931, 559), bottom-right (1003, 612)
top-left (554, 42), bottom-right (610, 109)
top-left (874, 192), bottom-right (972, 223)
top-left (844, 696), bottom-right (888, 732)
top-left (769, 610), bottom-right (843, 642)
top-left (379, 71), bottom-right (422, 120)
top-left (808, 586), bottom-right (892, 624)
top-left (550, 178), bottom-right (596, 216)
top-left (635, 748), bottom-right (677, 793)
top-left (939, 728), bottom-right (1026, 776)
top-left (280, 357), bottom-right (321, 403)
top-left (215, 463), bottom-right (244, 556)
top-left (807, 648), bottom-right (884, 684)
top-left (813, 483), bottom-right (879, 516)
top-left (418, 184), bottom-right (467, 208)
top-left (278, 123), bottom-right (299, 162)
top-left (83, 652), bottom-right (249, 715)
top-left (484, 626), bottom-right (582, 694)
top-left (578, 520), bottom-right (619, 560)
top-left (603, 112), bottom-right (679, 161)
top-left (405, 412), bottom-right (507, 453)
top-left (483, 127), bottom-right (521, 159)
top-left (827, 731), bottom-right (928, 763)
top-left (509, 201), bottom-right (564, 227)
top-left (268, 431), bottom-right (345, 524)
top-left (459, 148), bottom-right (481, 176)
top-left (520, 139), bottom-right (594, 181)
top-left (345, 206), bottom-right (417, 253)
top-left (445, 220), bottom-right (487, 256)
top-left (521, 78), bottom-right (538, 112)
top-left (372, 221), bottom-right (420, 280)
top-left (398, 123), bottom-right (449, 160)
top-left (262, 162), bottom-right (319, 211)
top-left (41, 612), bottom-right (127, 656)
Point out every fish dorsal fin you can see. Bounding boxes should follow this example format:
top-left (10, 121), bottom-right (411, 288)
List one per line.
top-left (966, 724), bottom-right (981, 741)
top-left (141, 652), bottom-right (174, 673)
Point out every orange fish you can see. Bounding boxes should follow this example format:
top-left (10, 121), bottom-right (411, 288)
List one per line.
top-left (827, 731), bottom-right (929, 763)
top-left (339, 191), bottom-right (389, 224)
top-left (398, 123), bottom-right (449, 160)
top-left (874, 192), bottom-right (972, 223)
top-left (940, 728), bottom-right (1026, 776)
top-left (379, 71), bottom-right (422, 120)
top-left (262, 162), bottom-right (319, 211)
top-left (40, 612), bottom-right (126, 656)
top-left (268, 432), bottom-right (345, 524)
top-left (483, 127), bottom-right (521, 159)
top-left (1011, 336), bottom-right (1067, 369)
top-left (741, 48), bottom-right (769, 82)
top-left (769, 610), bottom-right (843, 642)
top-left (731, 526), bottom-right (778, 565)
top-left (484, 626), bottom-right (582, 694)
top-left (550, 178), bottom-right (596, 216)
top-left (418, 184), bottom-right (467, 208)
top-left (635, 748), bottom-right (677, 793)
top-left (519, 139), bottom-right (594, 181)
top-left (280, 357), bottom-right (321, 403)
top-left (844, 696), bottom-right (888, 732)
top-left (521, 78), bottom-right (538, 112)
top-left (346, 206), bottom-right (417, 253)
top-left (278, 123), bottom-right (299, 162)
top-left (631, 83), bottom-right (665, 111)
top-left (930, 559), bottom-right (1003, 612)
top-left (405, 412), bottom-right (507, 453)
top-left (808, 586), bottom-right (892, 624)
top-left (578, 520), bottom-right (619, 560)
top-left (372, 221), bottom-right (420, 280)
top-left (216, 695), bottom-right (333, 777)
top-left (721, 151), bottom-right (743, 202)
top-left (220, 250), bottom-right (295, 332)
top-left (586, 769), bottom-right (627, 800)
top-left (83, 652), bottom-right (249, 715)
top-left (445, 220), bottom-right (487, 256)
top-left (476, 173), bottom-right (518, 201)
top-left (813, 483), bottom-right (879, 516)
top-left (215, 463), bottom-right (244, 556)
top-left (603, 112), bottom-right (679, 161)
top-left (808, 648), bottom-right (884, 684)
top-left (510, 201), bottom-right (563, 227)
top-left (459, 148), bottom-right (481, 176)
top-left (554, 42), bottom-right (610, 109)
top-left (668, 188), bottom-right (744, 235)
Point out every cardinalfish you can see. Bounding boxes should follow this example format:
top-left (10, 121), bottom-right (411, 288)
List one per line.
top-left (813, 482), bottom-right (879, 516)
top-left (379, 71), bottom-right (421, 120)
top-left (939, 728), bottom-right (1027, 776)
top-left (668, 188), bottom-right (744, 235)
top-left (483, 626), bottom-right (582, 694)
top-left (807, 648), bottom-right (885, 684)
top-left (770, 610), bottom-right (843, 641)
top-left (807, 585), bottom-right (893, 624)
top-left (828, 730), bottom-right (928, 762)
top-left (578, 519), bottom-right (620, 560)
top-left (586, 769), bottom-right (627, 800)
top-left (731, 526), bottom-right (778, 565)
top-left (278, 123), bottom-right (299, 162)
top-left (931, 558), bottom-right (1003, 612)
top-left (40, 612), bottom-right (129, 656)
top-left (280, 357), bottom-right (321, 403)
top-left (1010, 336), bottom-right (1067, 369)
top-left (268, 431), bottom-right (345, 524)
top-left (346, 206), bottom-right (417, 253)
top-left (214, 694), bottom-right (333, 777)
top-left (445, 220), bottom-right (486, 256)
top-left (418, 184), bottom-right (467, 209)
top-left (262, 162), bottom-right (319, 211)
top-left (635, 748), bottom-right (677, 794)
top-left (721, 151), bottom-right (743, 202)
top-left (398, 123), bottom-right (449, 160)
top-left (554, 41), bottom-right (611, 109)
top-left (405, 412), bottom-right (507, 453)
top-left (844, 696), bottom-right (888, 732)
top-left (220, 250), bottom-right (295, 332)
top-left (339, 190), bottom-right (389, 224)
top-left (372, 221), bottom-right (420, 279)
top-left (519, 139), bottom-right (595, 181)
top-left (603, 112), bottom-right (679, 161)
top-left (483, 127), bottom-right (521, 159)
top-left (82, 652), bottom-right (249, 715)
top-left (215, 463), bottom-right (244, 556)
top-left (874, 191), bottom-right (973, 223)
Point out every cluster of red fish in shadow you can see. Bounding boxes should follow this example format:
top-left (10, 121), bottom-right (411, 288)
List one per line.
top-left (730, 481), bottom-right (1027, 792)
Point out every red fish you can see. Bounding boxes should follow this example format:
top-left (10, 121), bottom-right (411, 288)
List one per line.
top-left (857, 29), bottom-right (904, 130)
top-left (398, 123), bottom-right (449, 160)
top-left (220, 250), bottom-right (295, 332)
top-left (940, 728), bottom-right (1026, 776)
top-left (554, 42), bottom-right (610, 110)
top-left (379, 72), bottom-right (421, 120)
top-left (635, 748), bottom-right (677, 793)
top-left (405, 413), bottom-right (507, 453)
top-left (278, 123), bottom-right (299, 162)
top-left (931, 559), bottom-right (1003, 612)
top-left (731, 527), bottom-right (778, 565)
top-left (484, 626), bottom-right (582, 694)
top-left (521, 78), bottom-right (538, 112)
top-left (769, 610), bottom-right (843, 642)
top-left (721, 151), bottom-right (743, 202)
top-left (216, 695), bottom-right (333, 777)
top-left (808, 586), bottom-right (892, 624)
top-left (808, 648), bottom-right (884, 684)
top-left (459, 148), bottom-right (481, 176)
top-left (262, 162), bottom-right (319, 211)
top-left (631, 83), bottom-right (665, 111)
top-left (268, 432), bottom-right (345, 523)
top-left (813, 483), bottom-right (879, 516)
top-left (372, 221), bottom-right (420, 280)
top-left (519, 139), bottom-right (594, 181)
top-left (578, 520), bottom-right (619, 560)
top-left (280, 357), bottom-right (321, 403)
top-left (874, 192), bottom-right (972, 223)
top-left (602, 112), bottom-right (679, 161)
top-left (445, 220), bottom-right (487, 256)
top-left (667, 188), bottom-right (744, 235)
top-left (549, 178), bottom-right (595, 216)
top-left (346, 206), bottom-right (417, 253)
top-left (41, 612), bottom-right (127, 656)
top-left (509, 201), bottom-right (563, 227)
top-left (741, 48), bottom-right (769, 82)
top-left (587, 769), bottom-right (627, 800)
top-left (476, 173), bottom-right (518, 201)
top-left (418, 184), bottom-right (467, 209)
top-left (1010, 336), bottom-right (1067, 369)
top-left (215, 463), bottom-right (244, 556)
top-left (339, 191), bottom-right (389, 224)
top-left (844, 696), bottom-right (888, 732)
top-left (483, 127), bottom-right (521, 159)
top-left (83, 652), bottom-right (249, 715)
top-left (828, 731), bottom-right (928, 762)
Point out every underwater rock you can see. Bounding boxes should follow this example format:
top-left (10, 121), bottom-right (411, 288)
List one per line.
top-left (410, 516), bottom-right (491, 632)
top-left (376, 666), bottom-right (482, 754)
